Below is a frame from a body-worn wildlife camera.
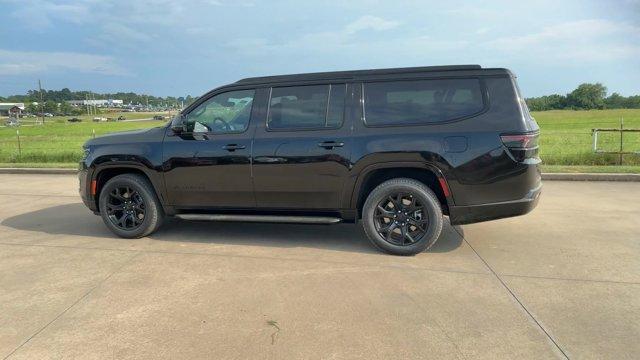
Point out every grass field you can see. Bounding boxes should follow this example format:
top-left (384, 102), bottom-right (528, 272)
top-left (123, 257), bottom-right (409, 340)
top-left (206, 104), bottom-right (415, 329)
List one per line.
top-left (1, 109), bottom-right (639, 172)
top-left (536, 109), bottom-right (640, 166)
top-left (0, 112), bottom-right (168, 163)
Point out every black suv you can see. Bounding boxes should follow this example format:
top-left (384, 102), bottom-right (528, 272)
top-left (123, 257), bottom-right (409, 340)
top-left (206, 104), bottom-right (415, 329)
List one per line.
top-left (79, 65), bottom-right (541, 255)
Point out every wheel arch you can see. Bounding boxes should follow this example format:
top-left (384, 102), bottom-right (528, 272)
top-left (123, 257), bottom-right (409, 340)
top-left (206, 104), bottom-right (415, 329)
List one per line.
top-left (351, 162), bottom-right (453, 218)
top-left (92, 163), bottom-right (165, 212)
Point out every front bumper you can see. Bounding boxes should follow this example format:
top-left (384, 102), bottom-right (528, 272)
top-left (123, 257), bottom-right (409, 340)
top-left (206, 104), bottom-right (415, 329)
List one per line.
top-left (78, 165), bottom-right (98, 213)
top-left (448, 182), bottom-right (542, 225)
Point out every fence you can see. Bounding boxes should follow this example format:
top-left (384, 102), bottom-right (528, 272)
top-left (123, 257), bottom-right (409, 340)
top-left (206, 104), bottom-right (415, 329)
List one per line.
top-left (592, 118), bottom-right (640, 165)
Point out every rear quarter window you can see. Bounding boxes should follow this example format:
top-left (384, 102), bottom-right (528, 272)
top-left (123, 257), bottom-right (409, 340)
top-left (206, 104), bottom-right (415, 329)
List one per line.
top-left (363, 78), bottom-right (485, 126)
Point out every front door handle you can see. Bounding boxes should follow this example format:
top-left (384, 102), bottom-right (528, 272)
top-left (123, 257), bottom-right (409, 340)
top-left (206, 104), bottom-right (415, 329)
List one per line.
top-left (317, 141), bottom-right (344, 149)
top-left (222, 144), bottom-right (246, 151)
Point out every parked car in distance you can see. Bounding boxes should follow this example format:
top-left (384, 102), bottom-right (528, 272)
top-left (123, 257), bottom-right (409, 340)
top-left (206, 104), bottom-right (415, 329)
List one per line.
top-left (79, 65), bottom-right (541, 255)
top-left (153, 115), bottom-right (166, 120)
top-left (92, 117), bottom-right (107, 122)
top-left (67, 117), bottom-right (82, 122)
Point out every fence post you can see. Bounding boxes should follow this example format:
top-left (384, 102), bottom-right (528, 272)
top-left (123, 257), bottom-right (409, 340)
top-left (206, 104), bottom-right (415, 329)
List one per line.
top-left (619, 117), bottom-right (624, 166)
top-left (16, 129), bottom-right (21, 157)
top-left (92, 129), bottom-right (96, 139)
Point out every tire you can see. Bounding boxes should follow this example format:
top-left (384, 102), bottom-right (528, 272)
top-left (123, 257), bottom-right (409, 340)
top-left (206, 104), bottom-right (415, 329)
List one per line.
top-left (98, 173), bottom-right (164, 238)
top-left (362, 178), bottom-right (443, 256)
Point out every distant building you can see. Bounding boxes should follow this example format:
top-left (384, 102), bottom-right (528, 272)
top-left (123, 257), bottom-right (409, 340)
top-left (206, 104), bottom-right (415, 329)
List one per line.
top-left (67, 99), bottom-right (124, 107)
top-left (0, 103), bottom-right (24, 117)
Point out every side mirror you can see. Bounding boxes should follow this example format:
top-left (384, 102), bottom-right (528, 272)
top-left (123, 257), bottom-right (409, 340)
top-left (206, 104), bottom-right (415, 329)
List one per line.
top-left (170, 115), bottom-right (186, 134)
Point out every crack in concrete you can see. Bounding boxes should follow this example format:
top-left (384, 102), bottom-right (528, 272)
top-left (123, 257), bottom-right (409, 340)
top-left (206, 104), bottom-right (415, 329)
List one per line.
top-left (454, 226), bottom-right (570, 359)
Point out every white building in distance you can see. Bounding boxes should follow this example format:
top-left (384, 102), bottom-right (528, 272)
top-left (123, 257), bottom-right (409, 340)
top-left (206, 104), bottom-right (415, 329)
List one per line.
top-left (67, 99), bottom-right (124, 107)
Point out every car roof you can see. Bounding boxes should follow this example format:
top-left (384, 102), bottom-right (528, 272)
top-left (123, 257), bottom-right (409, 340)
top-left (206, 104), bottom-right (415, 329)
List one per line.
top-left (233, 65), bottom-right (512, 86)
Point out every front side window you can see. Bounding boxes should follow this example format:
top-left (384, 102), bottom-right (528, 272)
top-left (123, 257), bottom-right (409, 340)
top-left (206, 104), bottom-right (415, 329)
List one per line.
top-left (267, 84), bottom-right (345, 130)
top-left (363, 78), bottom-right (484, 126)
top-left (185, 89), bottom-right (255, 134)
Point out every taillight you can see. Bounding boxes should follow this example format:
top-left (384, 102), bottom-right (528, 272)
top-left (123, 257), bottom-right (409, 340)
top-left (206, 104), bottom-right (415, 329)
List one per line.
top-left (500, 132), bottom-right (539, 162)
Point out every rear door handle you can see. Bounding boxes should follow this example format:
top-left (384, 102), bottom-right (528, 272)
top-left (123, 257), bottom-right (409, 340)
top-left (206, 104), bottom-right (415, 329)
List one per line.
top-left (317, 141), bottom-right (344, 149)
top-left (222, 144), bottom-right (246, 151)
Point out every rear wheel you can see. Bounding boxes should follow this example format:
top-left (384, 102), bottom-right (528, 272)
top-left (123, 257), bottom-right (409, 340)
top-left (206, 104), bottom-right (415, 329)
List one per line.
top-left (362, 178), bottom-right (443, 255)
top-left (98, 174), bottom-right (163, 238)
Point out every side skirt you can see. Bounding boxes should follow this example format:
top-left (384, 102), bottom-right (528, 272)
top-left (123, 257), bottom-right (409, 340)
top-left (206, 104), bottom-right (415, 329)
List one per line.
top-left (175, 214), bottom-right (342, 225)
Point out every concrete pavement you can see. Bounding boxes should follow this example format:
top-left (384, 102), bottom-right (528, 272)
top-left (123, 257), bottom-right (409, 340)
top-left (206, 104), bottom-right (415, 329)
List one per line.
top-left (0, 174), bottom-right (638, 359)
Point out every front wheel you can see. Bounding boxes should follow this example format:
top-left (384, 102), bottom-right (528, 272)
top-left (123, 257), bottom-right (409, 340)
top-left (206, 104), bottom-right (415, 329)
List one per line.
top-left (98, 174), bottom-right (164, 238)
top-left (362, 178), bottom-right (443, 256)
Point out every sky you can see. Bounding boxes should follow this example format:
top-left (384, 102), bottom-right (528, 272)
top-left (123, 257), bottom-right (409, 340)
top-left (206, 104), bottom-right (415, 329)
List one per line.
top-left (0, 0), bottom-right (639, 98)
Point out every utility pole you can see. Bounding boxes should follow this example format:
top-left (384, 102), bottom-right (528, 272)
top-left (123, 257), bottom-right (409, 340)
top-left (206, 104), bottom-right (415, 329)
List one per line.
top-left (38, 79), bottom-right (44, 124)
top-left (94, 92), bottom-right (98, 115)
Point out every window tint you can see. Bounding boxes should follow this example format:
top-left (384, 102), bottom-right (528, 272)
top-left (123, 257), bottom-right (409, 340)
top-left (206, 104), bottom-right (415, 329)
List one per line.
top-left (185, 89), bottom-right (254, 134)
top-left (363, 79), bottom-right (484, 126)
top-left (267, 84), bottom-right (345, 130)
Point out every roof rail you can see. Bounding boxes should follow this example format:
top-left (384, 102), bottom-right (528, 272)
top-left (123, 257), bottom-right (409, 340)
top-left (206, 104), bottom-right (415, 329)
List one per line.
top-left (234, 65), bottom-right (482, 85)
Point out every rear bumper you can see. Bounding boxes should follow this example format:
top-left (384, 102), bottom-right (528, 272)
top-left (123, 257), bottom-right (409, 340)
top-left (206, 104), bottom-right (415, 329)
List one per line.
top-left (448, 182), bottom-right (541, 225)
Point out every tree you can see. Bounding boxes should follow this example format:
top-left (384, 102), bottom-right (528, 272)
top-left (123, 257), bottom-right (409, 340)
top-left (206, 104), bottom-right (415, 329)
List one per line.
top-left (59, 101), bottom-right (73, 115)
top-left (605, 93), bottom-right (626, 109)
top-left (26, 102), bottom-right (38, 114)
top-left (43, 100), bottom-right (58, 114)
top-left (567, 83), bottom-right (607, 110)
top-left (623, 95), bottom-right (640, 109)
top-left (526, 94), bottom-right (567, 111)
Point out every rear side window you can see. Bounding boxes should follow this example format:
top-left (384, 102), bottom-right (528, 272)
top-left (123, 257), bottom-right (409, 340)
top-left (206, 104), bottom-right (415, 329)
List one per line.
top-left (267, 84), bottom-right (345, 130)
top-left (363, 78), bottom-right (485, 126)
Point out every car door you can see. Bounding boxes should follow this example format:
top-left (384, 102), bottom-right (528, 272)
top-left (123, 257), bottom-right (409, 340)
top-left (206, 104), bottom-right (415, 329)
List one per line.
top-left (252, 83), bottom-right (352, 209)
top-left (162, 88), bottom-right (256, 208)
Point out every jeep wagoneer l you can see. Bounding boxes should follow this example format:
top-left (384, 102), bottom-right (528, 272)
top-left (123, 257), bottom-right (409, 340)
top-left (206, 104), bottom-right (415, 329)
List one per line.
top-left (79, 65), bottom-right (541, 255)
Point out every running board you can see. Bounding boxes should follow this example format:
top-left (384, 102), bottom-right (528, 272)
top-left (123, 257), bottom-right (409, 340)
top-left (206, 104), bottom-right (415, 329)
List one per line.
top-left (175, 214), bottom-right (342, 224)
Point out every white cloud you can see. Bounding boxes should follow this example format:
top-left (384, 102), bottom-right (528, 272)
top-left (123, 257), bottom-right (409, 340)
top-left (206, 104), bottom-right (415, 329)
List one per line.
top-left (8, 0), bottom-right (91, 30)
top-left (0, 49), bottom-right (128, 76)
top-left (99, 23), bottom-right (154, 44)
top-left (229, 15), bottom-right (404, 56)
top-left (345, 15), bottom-right (400, 34)
top-left (487, 19), bottom-right (640, 62)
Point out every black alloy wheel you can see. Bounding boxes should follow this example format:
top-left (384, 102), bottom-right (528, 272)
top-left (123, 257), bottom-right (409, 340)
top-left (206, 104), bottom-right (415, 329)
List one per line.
top-left (362, 178), bottom-right (444, 256)
top-left (105, 186), bottom-right (146, 230)
top-left (373, 192), bottom-right (428, 246)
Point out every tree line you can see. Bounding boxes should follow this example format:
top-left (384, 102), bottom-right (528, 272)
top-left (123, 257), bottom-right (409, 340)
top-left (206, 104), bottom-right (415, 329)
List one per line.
top-left (3, 84), bottom-right (639, 113)
top-left (0, 88), bottom-right (197, 108)
top-left (525, 83), bottom-right (640, 111)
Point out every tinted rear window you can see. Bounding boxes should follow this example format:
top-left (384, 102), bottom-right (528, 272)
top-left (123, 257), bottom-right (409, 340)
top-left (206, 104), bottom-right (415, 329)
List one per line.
top-left (363, 78), bottom-right (485, 126)
top-left (267, 84), bottom-right (345, 130)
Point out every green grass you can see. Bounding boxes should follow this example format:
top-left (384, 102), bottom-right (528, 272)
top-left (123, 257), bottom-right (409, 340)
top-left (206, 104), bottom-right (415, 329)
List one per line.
top-left (1, 109), bottom-right (639, 173)
top-left (535, 109), bottom-right (640, 166)
top-left (0, 113), bottom-right (167, 163)
top-left (0, 162), bottom-right (77, 168)
top-left (541, 165), bottom-right (640, 173)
